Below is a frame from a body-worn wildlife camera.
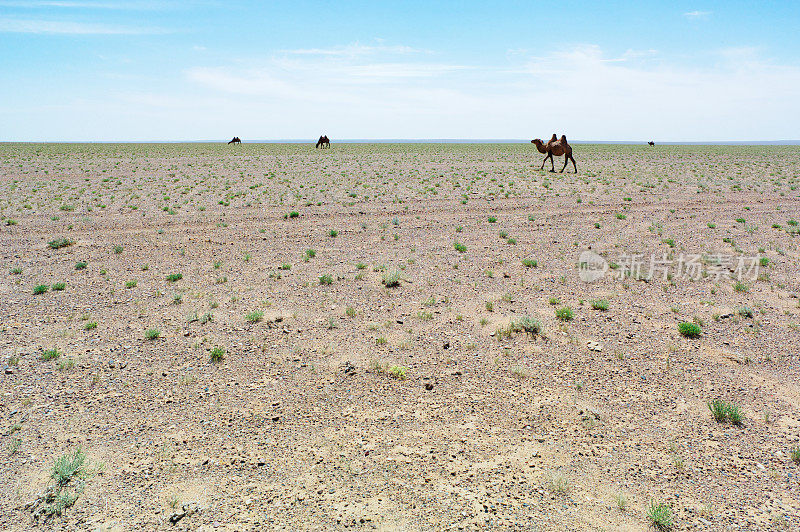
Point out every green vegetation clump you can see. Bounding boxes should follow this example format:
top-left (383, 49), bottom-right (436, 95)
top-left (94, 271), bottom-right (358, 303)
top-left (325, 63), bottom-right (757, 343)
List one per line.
top-left (246, 311), bottom-right (264, 323)
top-left (453, 242), bottom-right (467, 253)
top-left (678, 322), bottom-right (701, 338)
top-left (166, 273), bottom-right (183, 282)
top-left (646, 500), bottom-right (673, 530)
top-left (319, 274), bottom-right (333, 285)
top-left (144, 328), bottom-right (160, 340)
top-left (555, 307), bottom-right (573, 321)
top-left (708, 399), bottom-right (743, 425)
top-left (590, 299), bottom-right (609, 311)
top-left (522, 259), bottom-right (538, 268)
top-left (210, 347), bottom-right (225, 362)
top-left (48, 238), bottom-right (74, 250)
top-left (382, 270), bottom-right (402, 288)
top-left (40, 348), bottom-right (61, 361)
top-left (33, 284), bottom-right (49, 295)
top-left (75, 261), bottom-right (87, 270)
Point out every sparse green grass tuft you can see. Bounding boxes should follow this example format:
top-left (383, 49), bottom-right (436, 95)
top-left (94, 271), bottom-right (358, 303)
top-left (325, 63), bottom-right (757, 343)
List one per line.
top-left (521, 258), bottom-right (538, 268)
top-left (590, 299), bottom-right (609, 311)
top-left (166, 273), bottom-right (183, 282)
top-left (48, 238), bottom-right (74, 250)
top-left (319, 274), bottom-right (333, 285)
top-left (453, 242), bottom-right (467, 253)
top-left (708, 399), bottom-right (743, 425)
top-left (33, 284), bottom-right (49, 295)
top-left (646, 500), bottom-right (673, 530)
top-left (382, 270), bottom-right (401, 288)
top-left (144, 328), bottom-right (160, 340)
top-left (75, 261), bottom-right (87, 270)
top-left (555, 307), bottom-right (573, 321)
top-left (51, 282), bottom-right (66, 291)
top-left (246, 311), bottom-right (264, 323)
top-left (678, 322), bottom-right (701, 338)
top-left (41, 348), bottom-right (60, 361)
top-left (210, 347), bottom-right (225, 362)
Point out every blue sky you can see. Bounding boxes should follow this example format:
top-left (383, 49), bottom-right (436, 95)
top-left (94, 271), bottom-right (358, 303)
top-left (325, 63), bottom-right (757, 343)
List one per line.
top-left (1, 0), bottom-right (798, 141)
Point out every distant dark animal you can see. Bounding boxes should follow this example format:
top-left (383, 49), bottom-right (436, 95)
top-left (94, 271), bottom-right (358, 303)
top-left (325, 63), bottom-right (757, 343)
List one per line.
top-left (648, 141), bottom-right (655, 146)
top-left (316, 135), bottom-right (330, 149)
top-left (228, 137), bottom-right (241, 145)
top-left (531, 134), bottom-right (577, 173)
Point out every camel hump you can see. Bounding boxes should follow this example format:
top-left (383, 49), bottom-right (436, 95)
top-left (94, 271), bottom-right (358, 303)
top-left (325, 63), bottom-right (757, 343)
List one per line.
top-left (550, 134), bottom-right (558, 141)
top-left (560, 135), bottom-right (568, 143)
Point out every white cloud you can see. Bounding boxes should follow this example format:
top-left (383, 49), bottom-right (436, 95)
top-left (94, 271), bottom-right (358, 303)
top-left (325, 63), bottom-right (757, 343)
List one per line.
top-left (684, 10), bottom-right (711, 18)
top-left (0, 18), bottom-right (169, 34)
top-left (281, 42), bottom-right (427, 57)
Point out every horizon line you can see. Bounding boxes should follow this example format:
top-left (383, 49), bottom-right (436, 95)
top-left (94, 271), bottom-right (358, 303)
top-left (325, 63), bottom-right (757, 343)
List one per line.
top-left (2, 139), bottom-right (800, 145)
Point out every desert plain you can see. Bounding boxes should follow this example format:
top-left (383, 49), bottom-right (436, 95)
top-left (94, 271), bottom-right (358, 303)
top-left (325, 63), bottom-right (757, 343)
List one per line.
top-left (0, 142), bottom-right (799, 530)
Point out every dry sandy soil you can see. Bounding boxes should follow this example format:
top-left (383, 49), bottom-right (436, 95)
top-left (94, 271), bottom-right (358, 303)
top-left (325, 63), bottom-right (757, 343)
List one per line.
top-left (1, 142), bottom-right (799, 531)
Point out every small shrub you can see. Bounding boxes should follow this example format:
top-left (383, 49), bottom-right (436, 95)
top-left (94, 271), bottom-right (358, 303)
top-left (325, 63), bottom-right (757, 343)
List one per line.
top-left (488, 216), bottom-right (497, 223)
top-left (246, 311), bottom-right (264, 323)
top-left (388, 365), bottom-right (407, 380)
top-left (166, 273), bottom-right (183, 282)
top-left (356, 262), bottom-right (366, 270)
top-left (287, 211), bottom-right (299, 218)
top-left (125, 280), bottom-right (137, 288)
top-left (518, 316), bottom-right (542, 336)
top-left (555, 307), bottom-right (573, 321)
top-left (41, 348), bottom-right (61, 361)
top-left (113, 245), bottom-right (123, 254)
top-left (590, 299), bottom-right (609, 311)
top-left (328, 229), bottom-right (338, 237)
top-left (790, 447), bottom-right (800, 464)
top-left (375, 337), bottom-right (387, 345)
top-left (48, 238), bottom-right (74, 249)
top-left (453, 242), bottom-right (467, 253)
top-left (678, 322), bottom-right (701, 338)
top-left (522, 259), bottom-right (538, 268)
top-left (144, 328), bottom-right (160, 340)
top-left (52, 282), bottom-right (66, 291)
top-left (382, 270), bottom-right (401, 288)
top-left (708, 399), bottom-right (743, 425)
top-left (84, 321), bottom-right (97, 330)
top-left (210, 347), bottom-right (225, 362)
top-left (74, 261), bottom-right (87, 270)
top-left (10, 267), bottom-right (22, 274)
top-left (733, 281), bottom-right (748, 293)
top-left (305, 249), bottom-right (316, 258)
top-left (319, 274), bottom-right (333, 285)
top-left (345, 307), bottom-right (356, 317)
top-left (646, 500), bottom-right (673, 530)
top-left (738, 306), bottom-right (753, 318)
top-left (33, 284), bottom-right (49, 295)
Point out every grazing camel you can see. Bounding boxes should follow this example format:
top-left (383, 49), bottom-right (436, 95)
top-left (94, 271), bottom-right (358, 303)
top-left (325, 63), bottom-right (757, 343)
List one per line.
top-left (315, 135), bottom-right (330, 149)
top-left (227, 137), bottom-right (241, 145)
top-left (648, 141), bottom-right (655, 146)
top-left (531, 134), bottom-right (577, 173)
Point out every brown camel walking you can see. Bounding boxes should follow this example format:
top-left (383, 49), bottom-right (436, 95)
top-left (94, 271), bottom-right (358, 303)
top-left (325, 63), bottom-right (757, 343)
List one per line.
top-left (531, 134), bottom-right (577, 173)
top-left (227, 137), bottom-right (241, 145)
top-left (648, 141), bottom-right (655, 146)
top-left (315, 135), bottom-right (330, 149)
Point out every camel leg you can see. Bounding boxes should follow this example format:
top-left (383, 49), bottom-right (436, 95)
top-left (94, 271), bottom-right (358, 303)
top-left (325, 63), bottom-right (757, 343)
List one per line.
top-left (548, 153), bottom-right (555, 172)
top-left (559, 156), bottom-right (568, 173)
top-left (539, 155), bottom-right (547, 170)
top-left (570, 155), bottom-right (577, 173)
